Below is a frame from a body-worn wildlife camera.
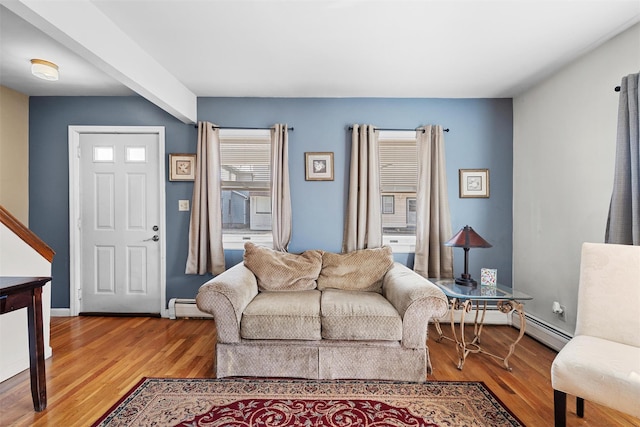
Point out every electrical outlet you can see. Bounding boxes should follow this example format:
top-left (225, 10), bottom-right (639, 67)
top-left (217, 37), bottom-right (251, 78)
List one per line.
top-left (558, 305), bottom-right (566, 320)
top-left (178, 200), bottom-right (190, 211)
top-left (552, 301), bottom-right (566, 320)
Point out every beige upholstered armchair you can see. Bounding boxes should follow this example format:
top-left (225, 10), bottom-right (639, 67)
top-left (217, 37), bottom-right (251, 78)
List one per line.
top-left (551, 242), bottom-right (640, 426)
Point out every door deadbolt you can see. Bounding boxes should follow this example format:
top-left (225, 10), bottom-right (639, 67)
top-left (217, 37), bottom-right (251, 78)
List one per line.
top-left (152, 225), bottom-right (159, 231)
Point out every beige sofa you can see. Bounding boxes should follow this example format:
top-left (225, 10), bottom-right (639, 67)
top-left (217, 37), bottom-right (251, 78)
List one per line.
top-left (196, 243), bottom-right (449, 382)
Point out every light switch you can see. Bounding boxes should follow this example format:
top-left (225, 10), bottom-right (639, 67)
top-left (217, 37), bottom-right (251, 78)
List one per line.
top-left (178, 200), bottom-right (190, 211)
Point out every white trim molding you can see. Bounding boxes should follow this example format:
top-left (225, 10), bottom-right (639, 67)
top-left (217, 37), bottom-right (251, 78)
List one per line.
top-left (168, 298), bottom-right (213, 319)
top-left (433, 306), bottom-right (511, 326)
top-left (51, 308), bottom-right (71, 317)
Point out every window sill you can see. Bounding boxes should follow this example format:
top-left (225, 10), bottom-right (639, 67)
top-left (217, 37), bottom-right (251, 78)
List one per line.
top-left (383, 235), bottom-right (416, 253)
top-left (222, 233), bottom-right (273, 250)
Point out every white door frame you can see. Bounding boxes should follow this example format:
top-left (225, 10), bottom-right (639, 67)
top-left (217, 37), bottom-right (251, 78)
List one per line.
top-left (68, 126), bottom-right (167, 317)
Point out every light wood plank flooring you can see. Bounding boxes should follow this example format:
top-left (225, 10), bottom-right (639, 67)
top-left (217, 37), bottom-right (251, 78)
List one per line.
top-left (0, 316), bottom-right (637, 426)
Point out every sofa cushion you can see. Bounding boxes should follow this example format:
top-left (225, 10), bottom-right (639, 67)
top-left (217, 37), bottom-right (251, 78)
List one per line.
top-left (241, 290), bottom-right (322, 340)
top-left (320, 289), bottom-right (402, 341)
top-left (243, 242), bottom-right (323, 292)
top-left (317, 246), bottom-right (394, 293)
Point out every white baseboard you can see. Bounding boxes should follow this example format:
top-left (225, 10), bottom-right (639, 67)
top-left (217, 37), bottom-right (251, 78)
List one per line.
top-left (168, 298), bottom-right (213, 320)
top-left (434, 307), bottom-right (511, 325)
top-left (51, 308), bottom-right (71, 317)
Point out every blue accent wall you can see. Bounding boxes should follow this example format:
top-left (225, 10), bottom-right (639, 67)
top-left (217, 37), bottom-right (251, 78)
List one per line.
top-left (29, 96), bottom-right (512, 309)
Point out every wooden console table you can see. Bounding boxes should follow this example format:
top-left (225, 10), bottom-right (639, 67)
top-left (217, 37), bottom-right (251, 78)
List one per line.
top-left (0, 276), bottom-right (51, 411)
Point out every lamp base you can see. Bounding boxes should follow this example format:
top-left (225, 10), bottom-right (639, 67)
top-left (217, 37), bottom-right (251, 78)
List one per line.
top-left (455, 277), bottom-right (478, 287)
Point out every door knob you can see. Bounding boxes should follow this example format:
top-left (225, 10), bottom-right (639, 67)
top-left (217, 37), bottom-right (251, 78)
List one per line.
top-left (144, 235), bottom-right (159, 242)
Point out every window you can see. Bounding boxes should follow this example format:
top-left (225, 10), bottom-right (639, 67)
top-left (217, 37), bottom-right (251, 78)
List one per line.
top-left (382, 195), bottom-right (395, 214)
top-left (219, 129), bottom-right (273, 249)
top-left (93, 146), bottom-right (114, 162)
top-left (126, 146), bottom-right (146, 162)
top-left (378, 131), bottom-right (417, 252)
top-left (406, 198), bottom-right (416, 226)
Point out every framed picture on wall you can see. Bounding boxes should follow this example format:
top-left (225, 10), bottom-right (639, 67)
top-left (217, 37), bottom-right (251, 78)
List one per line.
top-left (305, 152), bottom-right (334, 181)
top-left (169, 153), bottom-right (196, 181)
top-left (459, 169), bottom-right (490, 198)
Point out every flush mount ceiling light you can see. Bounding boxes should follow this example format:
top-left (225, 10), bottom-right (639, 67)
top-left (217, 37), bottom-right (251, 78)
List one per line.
top-left (30, 59), bottom-right (59, 81)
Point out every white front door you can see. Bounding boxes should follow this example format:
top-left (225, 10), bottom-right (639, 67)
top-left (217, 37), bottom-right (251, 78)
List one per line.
top-left (71, 128), bottom-right (165, 314)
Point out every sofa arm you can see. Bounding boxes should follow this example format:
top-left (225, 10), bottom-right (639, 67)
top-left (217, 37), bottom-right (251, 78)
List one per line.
top-left (383, 263), bottom-right (449, 349)
top-left (196, 262), bottom-right (258, 344)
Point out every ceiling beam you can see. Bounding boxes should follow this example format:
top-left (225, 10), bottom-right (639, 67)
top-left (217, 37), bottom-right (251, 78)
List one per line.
top-left (1, 0), bottom-right (197, 124)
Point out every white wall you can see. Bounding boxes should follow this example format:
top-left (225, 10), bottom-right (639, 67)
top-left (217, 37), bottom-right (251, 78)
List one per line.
top-left (0, 223), bottom-right (52, 382)
top-left (513, 23), bottom-right (640, 336)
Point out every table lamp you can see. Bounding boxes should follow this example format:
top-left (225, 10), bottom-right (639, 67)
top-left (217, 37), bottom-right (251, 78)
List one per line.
top-left (445, 225), bottom-right (492, 286)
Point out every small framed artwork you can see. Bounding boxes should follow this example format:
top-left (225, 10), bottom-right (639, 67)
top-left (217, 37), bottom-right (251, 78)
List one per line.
top-left (305, 152), bottom-right (334, 181)
top-left (459, 169), bottom-right (490, 198)
top-left (169, 153), bottom-right (196, 181)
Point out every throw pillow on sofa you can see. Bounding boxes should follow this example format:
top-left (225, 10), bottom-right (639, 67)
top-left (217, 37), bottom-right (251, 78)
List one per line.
top-left (317, 246), bottom-right (394, 293)
top-left (243, 242), bottom-right (323, 292)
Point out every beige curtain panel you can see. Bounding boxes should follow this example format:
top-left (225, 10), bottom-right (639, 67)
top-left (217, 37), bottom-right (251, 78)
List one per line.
top-left (185, 121), bottom-right (226, 275)
top-left (343, 124), bottom-right (382, 252)
top-left (414, 125), bottom-right (453, 278)
top-left (271, 124), bottom-right (292, 251)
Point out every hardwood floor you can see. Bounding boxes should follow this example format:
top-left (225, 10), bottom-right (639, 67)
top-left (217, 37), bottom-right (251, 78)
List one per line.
top-left (0, 316), bottom-right (637, 426)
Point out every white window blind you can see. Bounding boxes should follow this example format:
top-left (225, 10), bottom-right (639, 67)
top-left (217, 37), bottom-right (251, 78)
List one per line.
top-left (220, 130), bottom-right (271, 191)
top-left (219, 129), bottom-right (272, 238)
top-left (378, 131), bottom-right (417, 193)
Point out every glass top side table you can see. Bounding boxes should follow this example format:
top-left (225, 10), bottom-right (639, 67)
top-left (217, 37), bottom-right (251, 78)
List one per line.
top-left (430, 278), bottom-right (533, 371)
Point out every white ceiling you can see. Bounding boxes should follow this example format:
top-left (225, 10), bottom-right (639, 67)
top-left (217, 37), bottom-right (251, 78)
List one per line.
top-left (1, 0), bottom-right (639, 122)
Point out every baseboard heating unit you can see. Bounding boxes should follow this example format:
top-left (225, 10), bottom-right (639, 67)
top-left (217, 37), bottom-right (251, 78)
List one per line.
top-left (168, 298), bottom-right (213, 320)
top-left (519, 313), bottom-right (572, 351)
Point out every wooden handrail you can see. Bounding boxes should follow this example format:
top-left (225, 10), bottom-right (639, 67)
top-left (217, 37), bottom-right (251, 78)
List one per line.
top-left (0, 204), bottom-right (55, 263)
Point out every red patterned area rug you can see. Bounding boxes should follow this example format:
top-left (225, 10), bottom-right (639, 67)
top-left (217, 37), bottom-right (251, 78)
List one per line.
top-left (92, 377), bottom-right (523, 427)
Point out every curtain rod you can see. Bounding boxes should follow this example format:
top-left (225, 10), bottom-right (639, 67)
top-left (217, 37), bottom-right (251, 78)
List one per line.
top-left (194, 124), bottom-right (294, 131)
top-left (348, 126), bottom-right (450, 133)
